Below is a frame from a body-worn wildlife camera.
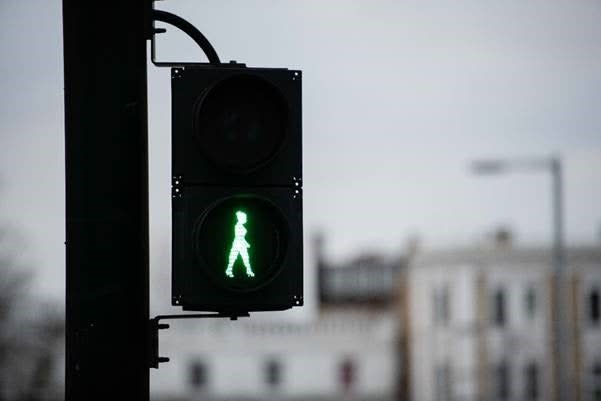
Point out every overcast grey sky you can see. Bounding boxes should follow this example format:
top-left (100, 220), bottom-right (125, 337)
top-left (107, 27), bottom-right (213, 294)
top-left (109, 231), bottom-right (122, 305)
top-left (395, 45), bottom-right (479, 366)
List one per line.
top-left (1, 0), bottom-right (600, 309)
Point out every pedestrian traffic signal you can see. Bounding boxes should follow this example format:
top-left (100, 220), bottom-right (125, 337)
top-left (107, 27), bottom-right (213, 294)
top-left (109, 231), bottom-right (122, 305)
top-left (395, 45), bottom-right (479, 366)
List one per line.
top-left (171, 65), bottom-right (303, 313)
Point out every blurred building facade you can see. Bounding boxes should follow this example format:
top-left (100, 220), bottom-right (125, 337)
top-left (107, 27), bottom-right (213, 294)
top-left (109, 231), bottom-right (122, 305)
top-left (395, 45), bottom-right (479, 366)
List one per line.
top-left (152, 236), bottom-right (405, 401)
top-left (142, 231), bottom-right (601, 401)
top-left (407, 239), bottom-right (601, 401)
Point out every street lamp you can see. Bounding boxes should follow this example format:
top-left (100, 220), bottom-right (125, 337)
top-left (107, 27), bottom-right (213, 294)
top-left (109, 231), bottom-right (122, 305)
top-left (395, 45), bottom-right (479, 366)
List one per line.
top-left (470, 156), bottom-right (566, 401)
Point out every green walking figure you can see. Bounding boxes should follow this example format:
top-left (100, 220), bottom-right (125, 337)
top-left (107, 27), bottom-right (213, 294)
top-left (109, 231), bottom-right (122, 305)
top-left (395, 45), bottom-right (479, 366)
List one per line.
top-left (225, 210), bottom-right (254, 278)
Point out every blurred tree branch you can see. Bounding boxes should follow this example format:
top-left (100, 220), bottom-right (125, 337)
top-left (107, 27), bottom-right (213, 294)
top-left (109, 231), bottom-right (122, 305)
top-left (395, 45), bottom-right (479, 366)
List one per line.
top-left (0, 222), bottom-right (64, 401)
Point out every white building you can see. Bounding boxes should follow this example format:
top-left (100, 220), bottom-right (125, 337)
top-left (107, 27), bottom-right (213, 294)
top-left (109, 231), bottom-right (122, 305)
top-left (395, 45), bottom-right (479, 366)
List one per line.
top-left (407, 244), bottom-right (601, 401)
top-left (152, 310), bottom-right (398, 401)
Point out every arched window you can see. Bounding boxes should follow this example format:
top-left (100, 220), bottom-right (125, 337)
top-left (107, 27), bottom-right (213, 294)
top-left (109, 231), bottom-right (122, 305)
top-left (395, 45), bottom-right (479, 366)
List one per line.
top-left (525, 286), bottom-right (536, 319)
top-left (339, 358), bottom-right (356, 393)
top-left (493, 288), bottom-right (506, 327)
top-left (433, 285), bottom-right (450, 326)
top-left (188, 360), bottom-right (208, 389)
top-left (434, 362), bottom-right (452, 401)
top-left (265, 358), bottom-right (282, 388)
top-left (495, 360), bottom-right (510, 400)
top-left (524, 362), bottom-right (539, 400)
top-left (590, 360), bottom-right (601, 401)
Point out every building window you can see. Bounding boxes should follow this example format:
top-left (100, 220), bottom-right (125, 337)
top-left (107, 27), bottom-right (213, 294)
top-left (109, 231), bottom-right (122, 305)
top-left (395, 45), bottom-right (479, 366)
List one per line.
top-left (493, 288), bottom-right (506, 327)
top-left (592, 361), bottom-right (601, 401)
top-left (339, 358), bottom-right (356, 392)
top-left (524, 362), bottom-right (539, 400)
top-left (495, 361), bottom-right (510, 400)
top-left (189, 360), bottom-right (207, 389)
top-left (434, 362), bottom-right (452, 401)
top-left (590, 288), bottom-right (600, 325)
top-left (525, 286), bottom-right (536, 319)
top-left (264, 359), bottom-right (282, 388)
top-left (433, 285), bottom-right (450, 326)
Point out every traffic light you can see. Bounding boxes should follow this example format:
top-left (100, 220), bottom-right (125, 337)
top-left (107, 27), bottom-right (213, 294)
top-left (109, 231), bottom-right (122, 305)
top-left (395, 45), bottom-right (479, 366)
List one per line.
top-left (171, 65), bottom-right (303, 313)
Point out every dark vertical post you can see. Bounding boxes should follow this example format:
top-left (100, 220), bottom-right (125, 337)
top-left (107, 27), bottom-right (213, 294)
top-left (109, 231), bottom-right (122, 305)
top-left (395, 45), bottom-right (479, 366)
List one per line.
top-left (551, 157), bottom-right (566, 401)
top-left (63, 2), bottom-right (149, 400)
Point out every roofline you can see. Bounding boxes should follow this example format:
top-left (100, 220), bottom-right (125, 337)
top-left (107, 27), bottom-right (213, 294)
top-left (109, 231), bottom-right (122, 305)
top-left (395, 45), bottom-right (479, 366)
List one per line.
top-left (410, 245), bottom-right (601, 267)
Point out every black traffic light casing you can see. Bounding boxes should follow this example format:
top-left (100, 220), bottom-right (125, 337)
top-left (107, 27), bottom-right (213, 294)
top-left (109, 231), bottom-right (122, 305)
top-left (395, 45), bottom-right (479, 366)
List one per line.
top-left (171, 66), bottom-right (302, 186)
top-left (171, 65), bottom-right (303, 313)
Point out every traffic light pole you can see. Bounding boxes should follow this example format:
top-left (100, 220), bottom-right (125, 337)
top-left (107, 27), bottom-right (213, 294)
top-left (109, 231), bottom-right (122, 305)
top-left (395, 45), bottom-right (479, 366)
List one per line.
top-left (63, 2), bottom-right (150, 400)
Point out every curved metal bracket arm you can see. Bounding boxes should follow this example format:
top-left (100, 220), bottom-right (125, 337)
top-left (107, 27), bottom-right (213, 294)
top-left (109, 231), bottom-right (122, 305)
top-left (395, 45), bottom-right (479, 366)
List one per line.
top-left (151, 9), bottom-right (221, 66)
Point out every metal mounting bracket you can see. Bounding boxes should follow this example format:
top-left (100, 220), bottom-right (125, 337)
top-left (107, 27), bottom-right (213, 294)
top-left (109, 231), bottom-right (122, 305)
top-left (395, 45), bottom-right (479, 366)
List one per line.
top-left (148, 0), bottom-right (224, 67)
top-left (149, 312), bottom-right (250, 368)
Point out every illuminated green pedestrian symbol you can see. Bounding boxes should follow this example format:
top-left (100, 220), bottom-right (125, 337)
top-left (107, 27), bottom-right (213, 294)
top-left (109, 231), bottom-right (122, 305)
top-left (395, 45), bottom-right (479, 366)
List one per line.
top-left (225, 211), bottom-right (254, 278)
